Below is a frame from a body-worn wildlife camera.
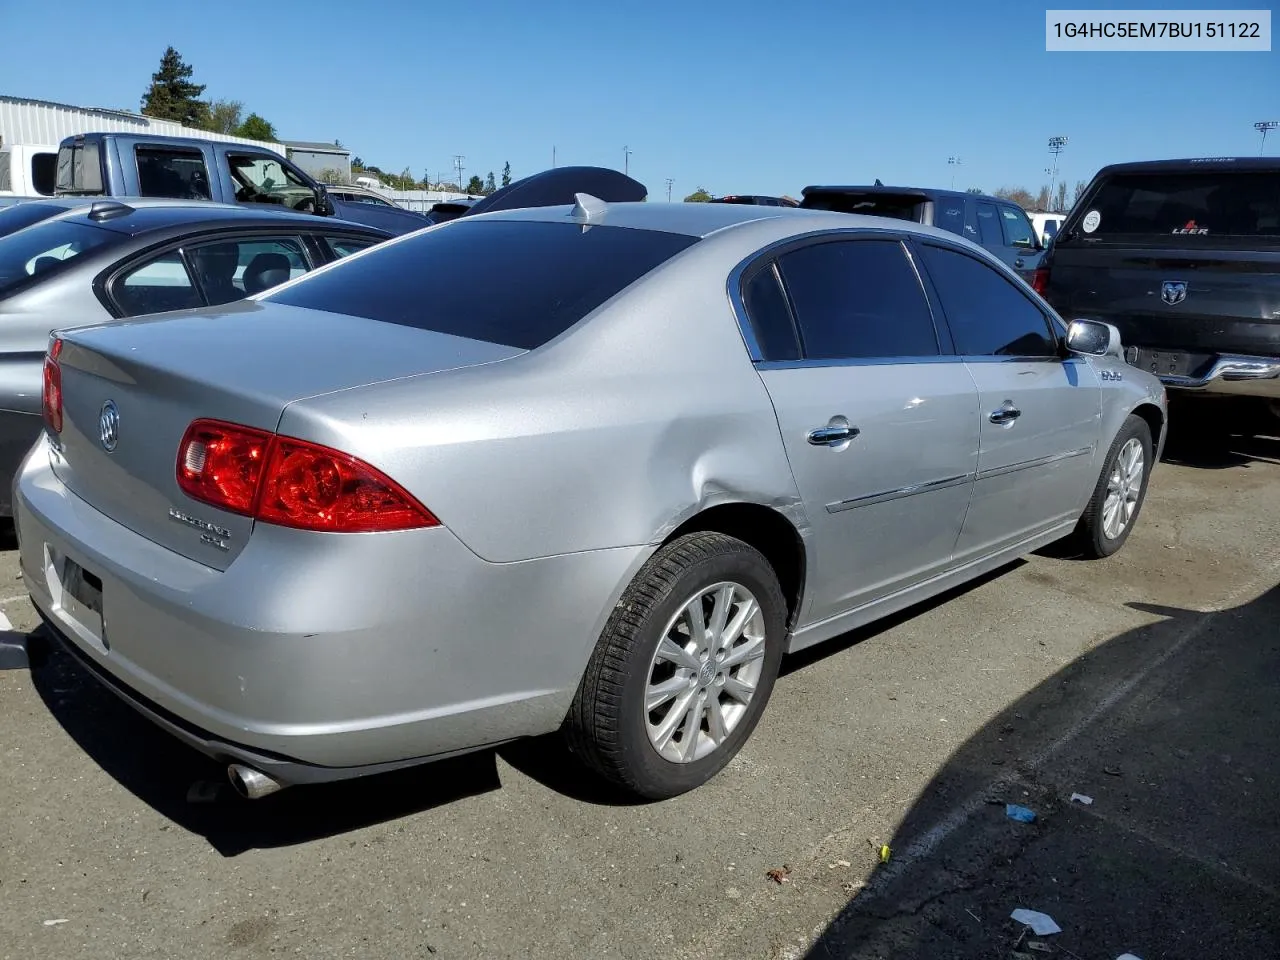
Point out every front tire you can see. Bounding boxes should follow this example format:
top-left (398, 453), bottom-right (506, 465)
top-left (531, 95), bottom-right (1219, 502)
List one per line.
top-left (1073, 414), bottom-right (1153, 558)
top-left (565, 532), bottom-right (787, 800)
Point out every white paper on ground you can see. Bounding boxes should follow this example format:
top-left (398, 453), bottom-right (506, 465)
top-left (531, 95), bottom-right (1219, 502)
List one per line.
top-left (1070, 792), bottom-right (1094, 805)
top-left (1116, 955), bottom-right (1144, 960)
top-left (0, 610), bottom-right (12, 631)
top-left (1010, 908), bottom-right (1062, 936)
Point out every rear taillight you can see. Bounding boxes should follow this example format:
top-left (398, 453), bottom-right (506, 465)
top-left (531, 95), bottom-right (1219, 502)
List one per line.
top-left (1030, 267), bottom-right (1050, 296)
top-left (176, 419), bottom-right (439, 533)
top-left (42, 337), bottom-right (63, 434)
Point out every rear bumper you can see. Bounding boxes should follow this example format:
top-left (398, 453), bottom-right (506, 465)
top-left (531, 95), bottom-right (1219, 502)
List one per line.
top-left (15, 439), bottom-right (644, 778)
top-left (1157, 354), bottom-right (1280, 398)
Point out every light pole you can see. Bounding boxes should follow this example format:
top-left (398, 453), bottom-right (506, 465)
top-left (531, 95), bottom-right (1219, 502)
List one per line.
top-left (623, 145), bottom-right (633, 176)
top-left (453, 155), bottom-right (465, 194)
top-left (665, 178), bottom-right (674, 202)
top-left (1255, 121), bottom-right (1279, 155)
top-left (947, 156), bottom-right (962, 189)
top-left (1046, 136), bottom-right (1068, 212)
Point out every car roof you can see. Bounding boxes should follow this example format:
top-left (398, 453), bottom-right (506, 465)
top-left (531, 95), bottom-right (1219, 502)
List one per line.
top-left (1090, 156), bottom-right (1280, 177)
top-left (50, 201), bottom-right (390, 237)
top-left (471, 199), bottom-right (982, 246)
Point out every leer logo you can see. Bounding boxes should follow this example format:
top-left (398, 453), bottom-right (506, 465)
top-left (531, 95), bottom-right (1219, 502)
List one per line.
top-left (1171, 219), bottom-right (1209, 235)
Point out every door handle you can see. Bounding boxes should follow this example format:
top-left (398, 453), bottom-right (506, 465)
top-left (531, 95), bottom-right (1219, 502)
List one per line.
top-left (807, 423), bottom-right (860, 446)
top-left (989, 402), bottom-right (1021, 425)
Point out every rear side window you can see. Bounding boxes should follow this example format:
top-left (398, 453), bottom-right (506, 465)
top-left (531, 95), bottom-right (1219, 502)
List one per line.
top-left (775, 239), bottom-right (939, 360)
top-left (919, 244), bottom-right (1056, 357)
top-left (740, 264), bottom-right (800, 361)
top-left (56, 141), bottom-right (103, 194)
top-left (263, 220), bottom-right (698, 349)
top-left (136, 147), bottom-right (212, 200)
top-left (933, 199), bottom-right (966, 235)
top-left (186, 236), bottom-right (310, 304)
top-left (0, 219), bottom-right (114, 297)
top-left (1077, 171), bottom-right (1280, 238)
top-left (325, 236), bottom-right (378, 259)
top-left (975, 202), bottom-right (1003, 246)
top-left (113, 251), bottom-right (202, 316)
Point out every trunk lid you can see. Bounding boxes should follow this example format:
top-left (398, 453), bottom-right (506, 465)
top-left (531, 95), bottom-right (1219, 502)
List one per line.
top-left (49, 300), bottom-right (524, 570)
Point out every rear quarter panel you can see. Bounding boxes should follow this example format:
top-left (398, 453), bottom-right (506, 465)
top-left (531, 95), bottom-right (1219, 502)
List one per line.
top-left (275, 224), bottom-right (811, 565)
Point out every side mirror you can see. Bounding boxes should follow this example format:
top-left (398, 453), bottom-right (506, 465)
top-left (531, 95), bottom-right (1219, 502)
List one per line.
top-left (1066, 319), bottom-right (1123, 359)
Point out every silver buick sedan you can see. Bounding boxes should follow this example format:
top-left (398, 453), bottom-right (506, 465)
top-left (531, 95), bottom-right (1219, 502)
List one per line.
top-left (14, 198), bottom-right (1165, 801)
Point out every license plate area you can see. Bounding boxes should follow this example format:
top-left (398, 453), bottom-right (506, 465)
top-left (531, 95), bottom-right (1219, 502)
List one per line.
top-left (1125, 348), bottom-right (1212, 379)
top-left (44, 545), bottom-right (108, 650)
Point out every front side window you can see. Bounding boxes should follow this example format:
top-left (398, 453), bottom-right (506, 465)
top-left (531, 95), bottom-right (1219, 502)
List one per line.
top-left (186, 236), bottom-right (310, 303)
top-left (919, 244), bottom-right (1056, 357)
top-left (113, 251), bottom-right (202, 316)
top-left (775, 239), bottom-right (939, 360)
top-left (263, 220), bottom-right (699, 349)
top-left (0, 220), bottom-right (115, 297)
top-left (136, 147), bottom-right (211, 200)
top-left (228, 154), bottom-right (316, 212)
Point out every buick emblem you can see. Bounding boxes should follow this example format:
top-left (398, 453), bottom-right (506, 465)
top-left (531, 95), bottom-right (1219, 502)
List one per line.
top-left (1160, 280), bottom-right (1188, 305)
top-left (99, 400), bottom-right (119, 453)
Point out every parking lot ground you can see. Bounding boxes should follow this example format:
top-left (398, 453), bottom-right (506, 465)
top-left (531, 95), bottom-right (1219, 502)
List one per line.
top-left (2, 416), bottom-right (1279, 960)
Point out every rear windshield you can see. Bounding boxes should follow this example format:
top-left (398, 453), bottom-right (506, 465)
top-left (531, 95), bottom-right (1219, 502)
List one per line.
top-left (800, 192), bottom-right (925, 222)
top-left (1074, 172), bottom-right (1280, 239)
top-left (0, 219), bottom-right (114, 297)
top-left (0, 203), bottom-right (65, 240)
top-left (264, 219), bottom-right (699, 349)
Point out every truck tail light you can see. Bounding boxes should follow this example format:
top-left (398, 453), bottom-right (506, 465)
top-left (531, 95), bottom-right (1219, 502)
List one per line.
top-left (42, 337), bottom-right (63, 435)
top-left (1030, 267), bottom-right (1050, 296)
top-left (176, 418), bottom-right (439, 533)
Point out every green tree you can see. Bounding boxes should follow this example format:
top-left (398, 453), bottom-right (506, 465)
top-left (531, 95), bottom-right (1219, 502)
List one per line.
top-left (966, 187), bottom-right (983, 194)
top-left (484, 171), bottom-right (497, 194)
top-left (140, 46), bottom-right (209, 128)
top-left (236, 113), bottom-right (278, 142)
top-left (683, 186), bottom-right (713, 202)
top-left (316, 168), bottom-right (346, 185)
top-left (206, 99), bottom-right (243, 135)
top-left (501, 161), bottom-right (512, 188)
top-left (466, 174), bottom-right (484, 195)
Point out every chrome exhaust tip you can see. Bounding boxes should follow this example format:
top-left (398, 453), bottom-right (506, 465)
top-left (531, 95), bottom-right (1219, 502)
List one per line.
top-left (227, 763), bottom-right (286, 800)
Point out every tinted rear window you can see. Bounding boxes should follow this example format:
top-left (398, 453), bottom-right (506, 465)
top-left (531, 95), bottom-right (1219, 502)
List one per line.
top-left (264, 220), bottom-right (699, 349)
top-left (0, 219), bottom-right (115, 297)
top-left (0, 203), bottom-right (65, 240)
top-left (1076, 172), bottom-right (1280, 238)
top-left (800, 192), bottom-right (925, 222)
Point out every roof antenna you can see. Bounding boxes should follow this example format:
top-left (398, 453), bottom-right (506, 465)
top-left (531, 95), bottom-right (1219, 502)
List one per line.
top-left (569, 193), bottom-right (607, 220)
top-left (874, 178), bottom-right (883, 186)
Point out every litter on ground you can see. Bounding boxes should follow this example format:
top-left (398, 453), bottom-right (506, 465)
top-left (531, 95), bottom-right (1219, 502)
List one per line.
top-left (1010, 908), bottom-right (1061, 936)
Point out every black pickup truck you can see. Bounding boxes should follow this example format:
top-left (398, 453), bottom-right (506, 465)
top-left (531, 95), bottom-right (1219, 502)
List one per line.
top-left (1040, 157), bottom-right (1280, 422)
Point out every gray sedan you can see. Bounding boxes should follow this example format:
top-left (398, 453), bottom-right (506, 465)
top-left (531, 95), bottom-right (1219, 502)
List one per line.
top-left (14, 199), bottom-right (1166, 801)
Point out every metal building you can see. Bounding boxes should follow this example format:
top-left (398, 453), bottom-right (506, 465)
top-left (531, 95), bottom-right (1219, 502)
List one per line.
top-left (282, 140), bottom-right (351, 182)
top-left (0, 95), bottom-right (287, 154)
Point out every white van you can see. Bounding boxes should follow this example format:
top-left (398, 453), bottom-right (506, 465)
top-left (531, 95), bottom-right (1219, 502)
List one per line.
top-left (1029, 211), bottom-right (1066, 246)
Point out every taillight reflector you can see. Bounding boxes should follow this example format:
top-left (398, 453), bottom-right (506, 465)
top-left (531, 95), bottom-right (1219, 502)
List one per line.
top-left (1031, 267), bottom-right (1050, 296)
top-left (176, 419), bottom-right (439, 533)
top-left (42, 337), bottom-right (63, 435)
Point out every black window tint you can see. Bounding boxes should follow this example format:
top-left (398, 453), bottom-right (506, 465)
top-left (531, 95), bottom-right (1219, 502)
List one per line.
top-left (920, 245), bottom-right (1056, 357)
top-left (776, 239), bottom-right (938, 360)
top-left (187, 236), bottom-right (309, 305)
top-left (113, 251), bottom-right (203, 316)
top-left (975, 202), bottom-right (1003, 246)
top-left (264, 220), bottom-right (698, 349)
top-left (999, 206), bottom-right (1036, 247)
top-left (934, 199), bottom-right (966, 235)
top-left (741, 264), bottom-right (799, 361)
top-left (1078, 171), bottom-right (1280, 238)
top-left (136, 147), bottom-right (211, 200)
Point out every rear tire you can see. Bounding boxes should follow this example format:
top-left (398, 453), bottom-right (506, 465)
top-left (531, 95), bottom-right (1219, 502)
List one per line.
top-left (1072, 414), bottom-right (1152, 559)
top-left (565, 532), bottom-right (787, 800)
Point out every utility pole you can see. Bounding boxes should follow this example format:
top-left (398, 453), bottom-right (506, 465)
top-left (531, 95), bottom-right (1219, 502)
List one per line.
top-left (1046, 136), bottom-right (1068, 212)
top-left (623, 145), bottom-right (633, 176)
top-left (665, 178), bottom-right (673, 202)
top-left (452, 155), bottom-right (466, 194)
top-left (1255, 121), bottom-right (1279, 155)
top-left (947, 156), bottom-right (962, 190)
top-left (552, 146), bottom-right (556, 168)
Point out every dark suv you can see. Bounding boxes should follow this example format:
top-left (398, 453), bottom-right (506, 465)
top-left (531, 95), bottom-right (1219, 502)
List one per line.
top-left (1040, 157), bottom-right (1280, 417)
top-left (799, 185), bottom-right (1045, 285)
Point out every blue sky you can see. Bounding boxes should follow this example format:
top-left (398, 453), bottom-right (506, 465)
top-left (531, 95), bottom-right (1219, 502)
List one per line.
top-left (1, 0), bottom-right (1275, 199)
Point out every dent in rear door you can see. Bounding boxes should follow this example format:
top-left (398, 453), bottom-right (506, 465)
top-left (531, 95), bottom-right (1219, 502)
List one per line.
top-left (739, 236), bottom-right (980, 628)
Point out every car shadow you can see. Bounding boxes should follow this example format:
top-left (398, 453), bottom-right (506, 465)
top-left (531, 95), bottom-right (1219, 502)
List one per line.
top-left (26, 633), bottom-right (505, 857)
top-left (801, 585), bottom-right (1280, 959)
top-left (1159, 398), bottom-right (1280, 469)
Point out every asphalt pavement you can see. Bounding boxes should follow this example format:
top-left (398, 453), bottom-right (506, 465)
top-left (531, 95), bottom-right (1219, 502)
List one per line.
top-left (2, 410), bottom-right (1278, 960)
